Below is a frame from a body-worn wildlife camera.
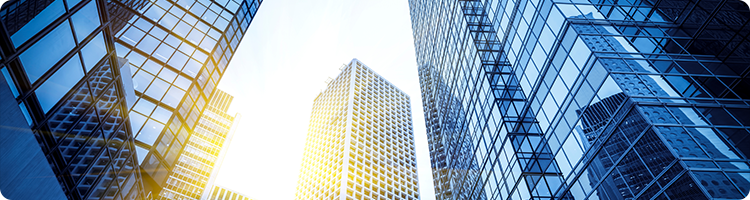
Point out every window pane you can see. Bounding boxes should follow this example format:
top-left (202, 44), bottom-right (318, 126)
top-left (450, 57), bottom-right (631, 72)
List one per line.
top-left (1, 67), bottom-right (20, 97)
top-left (70, 0), bottom-right (100, 42)
top-left (136, 119), bottom-right (164, 145)
top-left (36, 54), bottom-right (84, 113)
top-left (19, 20), bottom-right (75, 83)
top-left (81, 32), bottom-right (107, 71)
top-left (11, 0), bottom-right (65, 47)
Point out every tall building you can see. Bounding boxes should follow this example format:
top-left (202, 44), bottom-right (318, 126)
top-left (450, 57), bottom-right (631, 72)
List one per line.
top-left (204, 185), bottom-right (252, 200)
top-left (0, 0), bottom-right (261, 198)
top-left (410, 0), bottom-right (750, 199)
top-left (295, 59), bottom-right (420, 200)
top-left (161, 89), bottom-right (239, 199)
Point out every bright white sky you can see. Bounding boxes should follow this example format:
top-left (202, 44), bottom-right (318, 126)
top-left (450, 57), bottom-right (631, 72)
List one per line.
top-left (214, 0), bottom-right (436, 199)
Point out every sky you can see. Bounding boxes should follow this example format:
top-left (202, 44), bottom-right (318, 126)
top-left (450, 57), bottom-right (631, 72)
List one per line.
top-left (213, 0), bottom-right (436, 199)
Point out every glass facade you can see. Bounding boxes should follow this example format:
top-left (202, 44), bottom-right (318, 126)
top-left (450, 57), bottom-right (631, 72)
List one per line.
top-left (296, 59), bottom-right (420, 200)
top-left (410, 0), bottom-right (750, 199)
top-left (0, 0), bottom-right (261, 198)
top-left (0, 0), bottom-right (147, 198)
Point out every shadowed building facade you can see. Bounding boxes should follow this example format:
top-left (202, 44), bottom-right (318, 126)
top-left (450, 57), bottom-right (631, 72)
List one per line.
top-left (410, 0), bottom-right (750, 199)
top-left (0, 0), bottom-right (261, 198)
top-left (295, 59), bottom-right (420, 200)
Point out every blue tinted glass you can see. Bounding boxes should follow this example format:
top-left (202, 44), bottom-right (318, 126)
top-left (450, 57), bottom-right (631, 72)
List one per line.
top-left (1, 68), bottom-right (20, 97)
top-left (19, 20), bottom-right (75, 83)
top-left (132, 71), bottom-right (154, 92)
top-left (36, 54), bottom-right (84, 113)
top-left (145, 78), bottom-right (170, 99)
top-left (135, 146), bottom-right (149, 164)
top-left (136, 119), bottom-right (164, 145)
top-left (66, 0), bottom-right (82, 9)
top-left (150, 105), bottom-right (171, 123)
top-left (19, 102), bottom-right (33, 125)
top-left (133, 99), bottom-right (156, 116)
top-left (80, 32), bottom-right (107, 71)
top-left (70, 0), bottom-right (101, 42)
top-left (162, 87), bottom-right (185, 107)
top-left (129, 112), bottom-right (148, 132)
top-left (10, 0), bottom-right (65, 48)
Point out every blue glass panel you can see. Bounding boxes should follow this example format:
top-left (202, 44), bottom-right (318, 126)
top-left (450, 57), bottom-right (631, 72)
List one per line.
top-left (1, 68), bottom-right (20, 97)
top-left (162, 87), bottom-right (185, 107)
top-left (80, 32), bottom-right (107, 71)
top-left (129, 112), bottom-right (148, 132)
top-left (19, 20), bottom-right (75, 83)
top-left (145, 78), bottom-right (169, 99)
top-left (134, 146), bottom-right (149, 164)
top-left (132, 71), bottom-right (154, 92)
top-left (70, 0), bottom-right (100, 42)
top-left (36, 54), bottom-right (84, 113)
top-left (136, 119), bottom-right (164, 145)
top-left (150, 105), bottom-right (171, 123)
top-left (11, 0), bottom-right (65, 48)
top-left (19, 102), bottom-right (33, 125)
top-left (66, 0), bottom-right (82, 9)
top-left (133, 99), bottom-right (156, 116)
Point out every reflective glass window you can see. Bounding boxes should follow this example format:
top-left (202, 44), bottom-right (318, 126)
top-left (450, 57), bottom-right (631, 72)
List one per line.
top-left (145, 78), bottom-right (170, 99)
top-left (136, 119), bottom-right (164, 145)
top-left (11, 0), bottom-right (65, 47)
top-left (133, 99), bottom-right (156, 116)
top-left (70, 0), bottom-right (100, 42)
top-left (1, 68), bottom-right (20, 97)
top-left (162, 87), bottom-right (185, 107)
top-left (80, 32), bottom-right (107, 71)
top-left (151, 105), bottom-right (172, 123)
top-left (19, 102), bottom-right (33, 125)
top-left (19, 20), bottom-right (75, 83)
top-left (129, 111), bottom-right (148, 132)
top-left (132, 70), bottom-right (154, 92)
top-left (35, 54), bottom-right (84, 112)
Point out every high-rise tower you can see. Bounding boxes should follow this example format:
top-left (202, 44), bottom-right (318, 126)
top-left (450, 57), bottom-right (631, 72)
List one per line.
top-left (295, 59), bottom-right (420, 200)
top-left (411, 0), bottom-right (750, 199)
top-left (0, 0), bottom-right (261, 198)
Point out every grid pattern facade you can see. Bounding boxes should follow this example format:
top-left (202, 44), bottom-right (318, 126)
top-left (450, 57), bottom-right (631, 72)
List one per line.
top-left (160, 89), bottom-right (236, 199)
top-left (205, 185), bottom-right (252, 200)
top-left (410, 0), bottom-right (750, 199)
top-left (105, 0), bottom-right (260, 197)
top-left (0, 0), bottom-right (146, 198)
top-left (0, 0), bottom-right (260, 198)
top-left (295, 59), bottom-right (419, 200)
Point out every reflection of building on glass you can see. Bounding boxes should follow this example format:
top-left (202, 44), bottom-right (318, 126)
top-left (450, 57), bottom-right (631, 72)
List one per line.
top-left (295, 59), bottom-right (419, 200)
top-left (410, 0), bottom-right (750, 199)
top-left (419, 66), bottom-right (487, 200)
top-left (204, 185), bottom-right (253, 200)
top-left (160, 89), bottom-right (240, 199)
top-left (0, 0), bottom-right (261, 198)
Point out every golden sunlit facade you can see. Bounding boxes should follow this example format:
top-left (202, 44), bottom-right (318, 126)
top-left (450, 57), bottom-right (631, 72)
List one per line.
top-left (296, 59), bottom-right (419, 200)
top-left (159, 89), bottom-right (238, 199)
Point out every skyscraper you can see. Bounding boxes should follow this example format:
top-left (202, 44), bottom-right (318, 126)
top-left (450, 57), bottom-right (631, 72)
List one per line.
top-left (160, 89), bottom-right (239, 199)
top-left (295, 59), bottom-right (420, 200)
top-left (410, 0), bottom-right (750, 199)
top-left (0, 0), bottom-right (261, 198)
top-left (204, 185), bottom-right (252, 200)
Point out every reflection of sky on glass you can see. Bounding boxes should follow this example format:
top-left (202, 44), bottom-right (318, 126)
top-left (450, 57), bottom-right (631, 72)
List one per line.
top-left (213, 0), bottom-right (435, 199)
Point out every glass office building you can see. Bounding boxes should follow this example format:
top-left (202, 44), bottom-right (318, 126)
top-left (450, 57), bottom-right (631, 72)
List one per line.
top-left (0, 0), bottom-right (260, 198)
top-left (410, 0), bottom-right (750, 199)
top-left (296, 59), bottom-right (420, 200)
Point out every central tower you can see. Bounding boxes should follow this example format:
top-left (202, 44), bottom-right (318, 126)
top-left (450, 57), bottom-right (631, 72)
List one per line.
top-left (295, 59), bottom-right (419, 200)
